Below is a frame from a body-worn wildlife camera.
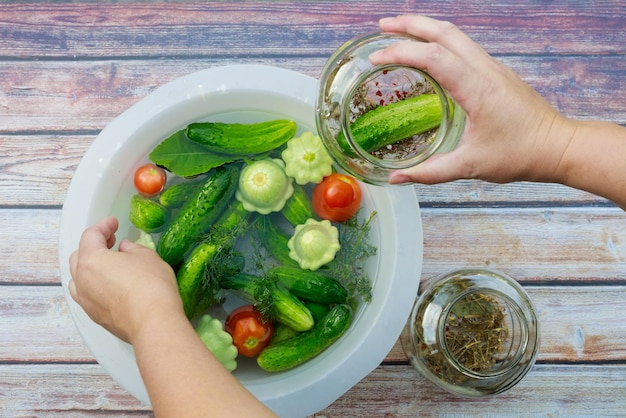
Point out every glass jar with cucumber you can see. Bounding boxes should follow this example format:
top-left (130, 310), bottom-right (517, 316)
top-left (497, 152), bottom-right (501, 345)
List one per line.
top-left (316, 32), bottom-right (466, 185)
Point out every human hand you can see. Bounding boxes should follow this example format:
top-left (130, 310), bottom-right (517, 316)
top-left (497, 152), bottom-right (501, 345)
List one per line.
top-left (68, 216), bottom-right (183, 343)
top-left (369, 15), bottom-right (574, 185)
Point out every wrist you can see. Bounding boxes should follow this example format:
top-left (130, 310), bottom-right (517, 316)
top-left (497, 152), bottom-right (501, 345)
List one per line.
top-left (128, 303), bottom-right (189, 347)
top-left (526, 114), bottom-right (578, 185)
top-left (550, 120), bottom-right (626, 207)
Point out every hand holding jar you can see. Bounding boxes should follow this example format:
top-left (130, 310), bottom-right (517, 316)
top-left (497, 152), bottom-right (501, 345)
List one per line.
top-left (368, 15), bottom-right (569, 186)
top-left (368, 15), bottom-right (626, 212)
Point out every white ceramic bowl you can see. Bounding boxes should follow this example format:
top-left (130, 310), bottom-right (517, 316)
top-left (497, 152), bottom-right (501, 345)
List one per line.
top-left (58, 64), bottom-right (423, 417)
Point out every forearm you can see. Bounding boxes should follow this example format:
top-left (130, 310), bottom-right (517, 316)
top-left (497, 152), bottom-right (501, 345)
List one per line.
top-left (132, 312), bottom-right (276, 418)
top-left (549, 119), bottom-right (626, 209)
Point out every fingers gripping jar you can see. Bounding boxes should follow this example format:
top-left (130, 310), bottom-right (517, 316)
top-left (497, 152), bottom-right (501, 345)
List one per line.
top-left (316, 32), bottom-right (466, 185)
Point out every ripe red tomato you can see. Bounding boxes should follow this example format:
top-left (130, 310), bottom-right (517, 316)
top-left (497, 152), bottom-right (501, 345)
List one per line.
top-left (134, 163), bottom-right (166, 197)
top-left (225, 304), bottom-right (274, 358)
top-left (312, 173), bottom-right (362, 222)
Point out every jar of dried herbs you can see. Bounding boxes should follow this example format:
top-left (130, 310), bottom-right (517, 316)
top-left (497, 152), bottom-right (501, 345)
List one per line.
top-left (315, 32), bottom-right (466, 185)
top-left (400, 269), bottom-right (540, 396)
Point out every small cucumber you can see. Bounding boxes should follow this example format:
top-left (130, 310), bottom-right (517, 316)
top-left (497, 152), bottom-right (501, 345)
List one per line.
top-left (176, 202), bottom-right (251, 319)
top-left (218, 272), bottom-right (268, 305)
top-left (270, 323), bottom-right (300, 345)
top-left (280, 183), bottom-right (317, 227)
top-left (270, 283), bottom-right (314, 332)
top-left (176, 241), bottom-right (222, 319)
top-left (159, 179), bottom-right (202, 208)
top-left (257, 304), bottom-right (353, 372)
top-left (220, 273), bottom-right (314, 332)
top-left (268, 265), bottom-right (348, 305)
top-left (257, 216), bottom-right (299, 267)
top-left (129, 194), bottom-right (169, 232)
top-left (186, 119), bottom-right (297, 156)
top-left (157, 165), bottom-right (239, 266)
top-left (304, 301), bottom-right (330, 323)
top-left (337, 94), bottom-right (443, 157)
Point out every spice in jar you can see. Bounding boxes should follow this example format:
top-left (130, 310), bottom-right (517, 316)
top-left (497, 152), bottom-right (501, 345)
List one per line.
top-left (401, 269), bottom-right (540, 396)
top-left (415, 283), bottom-right (509, 385)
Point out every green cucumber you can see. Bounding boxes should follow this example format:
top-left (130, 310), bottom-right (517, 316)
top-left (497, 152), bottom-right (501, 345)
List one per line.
top-left (257, 216), bottom-right (299, 267)
top-left (268, 265), bottom-right (348, 305)
top-left (270, 283), bottom-right (314, 332)
top-left (218, 272), bottom-right (270, 306)
top-left (337, 94), bottom-right (443, 157)
top-left (186, 119), bottom-right (297, 156)
top-left (257, 304), bottom-right (353, 372)
top-left (176, 202), bottom-right (251, 319)
top-left (280, 183), bottom-right (317, 227)
top-left (304, 301), bottom-right (330, 323)
top-left (159, 179), bottom-right (202, 208)
top-left (220, 273), bottom-right (314, 332)
top-left (270, 323), bottom-right (300, 345)
top-left (176, 242), bottom-right (220, 319)
top-left (157, 165), bottom-right (239, 266)
top-left (129, 194), bottom-right (169, 232)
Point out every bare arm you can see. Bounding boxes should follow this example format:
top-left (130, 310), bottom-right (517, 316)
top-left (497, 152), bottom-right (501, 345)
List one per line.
top-left (69, 217), bottom-right (276, 418)
top-left (131, 307), bottom-right (272, 417)
top-left (370, 15), bottom-right (626, 209)
top-left (556, 120), bottom-right (626, 210)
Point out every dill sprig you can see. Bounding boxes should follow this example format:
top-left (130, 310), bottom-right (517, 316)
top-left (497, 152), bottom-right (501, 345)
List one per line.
top-left (325, 210), bottom-right (377, 303)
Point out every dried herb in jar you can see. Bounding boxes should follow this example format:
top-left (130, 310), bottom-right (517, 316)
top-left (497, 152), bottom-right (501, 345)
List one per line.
top-left (414, 278), bottom-right (509, 385)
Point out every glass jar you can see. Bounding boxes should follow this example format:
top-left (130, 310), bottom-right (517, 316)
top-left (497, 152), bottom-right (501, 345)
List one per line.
top-left (400, 269), bottom-right (540, 396)
top-left (316, 32), bottom-right (466, 185)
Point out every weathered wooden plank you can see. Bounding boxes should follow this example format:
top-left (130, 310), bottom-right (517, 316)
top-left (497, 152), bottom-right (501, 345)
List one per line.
top-left (3, 207), bottom-right (626, 285)
top-left (420, 206), bottom-right (626, 283)
top-left (1, 363), bottom-right (624, 416)
top-left (0, 135), bottom-right (94, 207)
top-left (315, 364), bottom-right (626, 417)
top-left (385, 285), bottom-right (626, 362)
top-left (2, 284), bottom-right (626, 363)
top-left (0, 58), bottom-right (325, 135)
top-left (0, 2), bottom-right (624, 58)
top-left (0, 364), bottom-right (149, 416)
top-left (0, 55), bottom-right (623, 132)
top-left (0, 285), bottom-right (94, 362)
top-left (533, 286), bottom-right (626, 362)
top-left (5, 412), bottom-right (150, 418)
top-left (0, 209), bottom-right (61, 284)
top-left (413, 180), bottom-right (611, 207)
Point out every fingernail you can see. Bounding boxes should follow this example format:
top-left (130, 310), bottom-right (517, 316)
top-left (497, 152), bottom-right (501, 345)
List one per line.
top-left (68, 279), bottom-right (77, 300)
top-left (379, 17), bottom-right (393, 24)
top-left (389, 171), bottom-right (411, 184)
top-left (369, 50), bottom-right (383, 61)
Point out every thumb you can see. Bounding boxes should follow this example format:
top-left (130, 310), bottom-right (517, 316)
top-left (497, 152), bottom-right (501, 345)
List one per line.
top-left (389, 151), bottom-right (472, 185)
top-left (117, 238), bottom-right (144, 253)
top-left (68, 278), bottom-right (78, 301)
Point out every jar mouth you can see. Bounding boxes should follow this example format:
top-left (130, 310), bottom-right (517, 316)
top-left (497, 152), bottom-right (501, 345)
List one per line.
top-left (340, 64), bottom-right (452, 169)
top-left (437, 288), bottom-right (530, 379)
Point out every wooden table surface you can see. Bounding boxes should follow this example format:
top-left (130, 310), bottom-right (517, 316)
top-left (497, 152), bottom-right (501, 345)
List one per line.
top-left (2, 1), bottom-right (626, 416)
